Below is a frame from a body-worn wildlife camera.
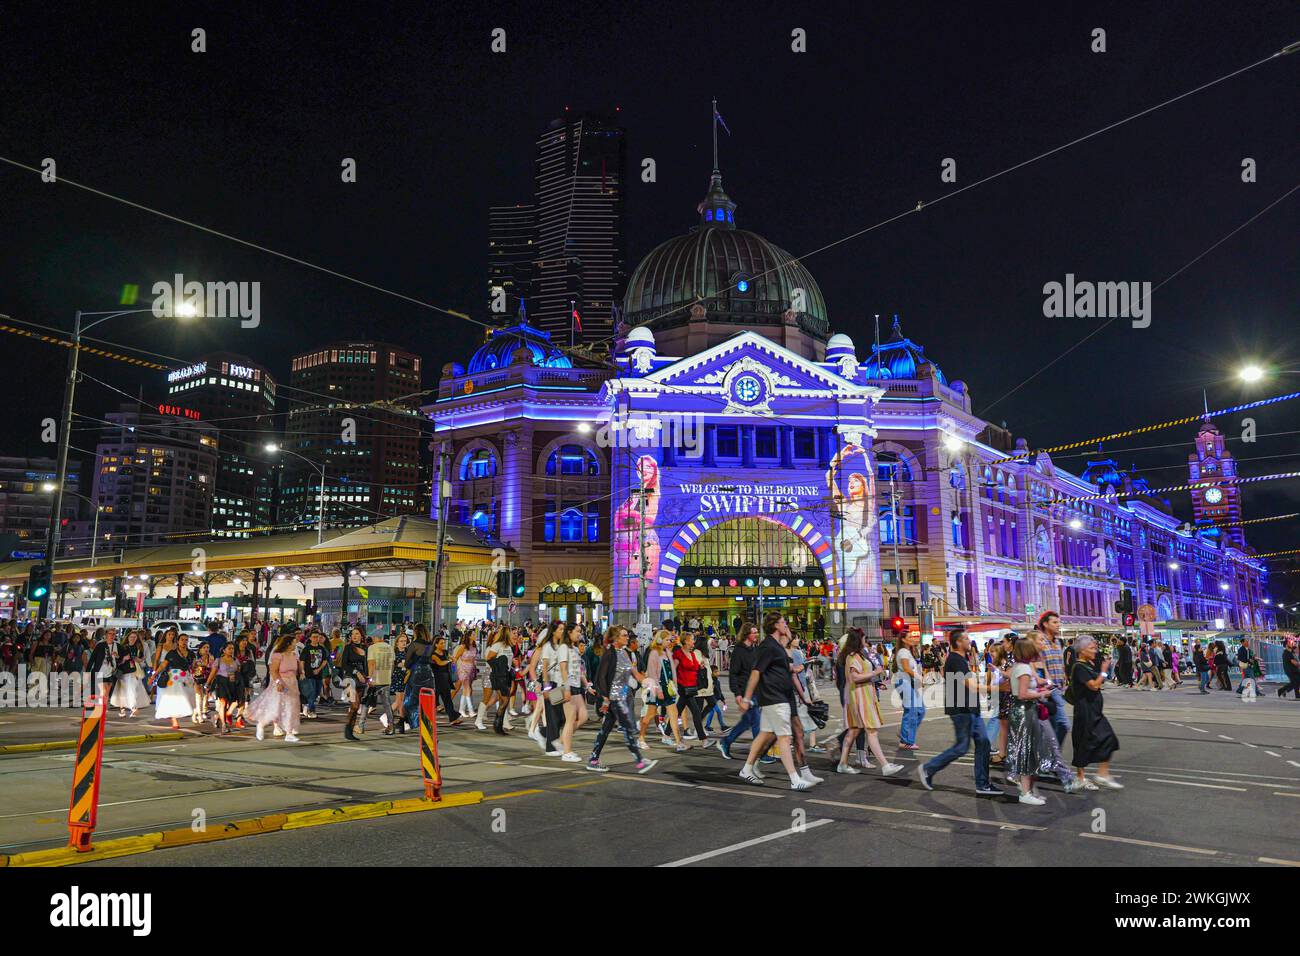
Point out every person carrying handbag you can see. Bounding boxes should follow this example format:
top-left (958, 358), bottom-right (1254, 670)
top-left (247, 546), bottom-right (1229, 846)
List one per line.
top-left (672, 633), bottom-right (712, 746)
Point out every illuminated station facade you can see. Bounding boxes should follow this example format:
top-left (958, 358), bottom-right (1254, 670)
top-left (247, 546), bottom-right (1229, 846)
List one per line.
top-left (426, 167), bottom-right (1273, 636)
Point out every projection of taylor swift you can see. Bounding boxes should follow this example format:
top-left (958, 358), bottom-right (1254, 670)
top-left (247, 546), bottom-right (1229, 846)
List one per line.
top-left (825, 433), bottom-right (876, 610)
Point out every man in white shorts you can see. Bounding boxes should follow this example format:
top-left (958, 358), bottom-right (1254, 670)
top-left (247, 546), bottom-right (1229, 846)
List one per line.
top-left (735, 612), bottom-right (819, 791)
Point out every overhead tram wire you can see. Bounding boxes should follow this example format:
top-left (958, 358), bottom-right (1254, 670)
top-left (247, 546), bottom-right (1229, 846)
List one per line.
top-left (986, 388), bottom-right (1300, 465)
top-left (4, 41), bottom-right (1294, 370)
top-left (0, 157), bottom-right (482, 333)
top-left (583, 40), bottom-right (1300, 353)
top-left (977, 179), bottom-right (1300, 416)
top-left (0, 313), bottom-right (437, 440)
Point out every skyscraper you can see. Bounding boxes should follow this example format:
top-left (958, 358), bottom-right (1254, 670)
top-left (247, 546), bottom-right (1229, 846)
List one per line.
top-left (86, 405), bottom-right (218, 548)
top-left (162, 352), bottom-right (278, 537)
top-left (488, 203), bottom-right (536, 321)
top-left (529, 110), bottom-right (627, 347)
top-left (281, 342), bottom-right (425, 532)
top-left (0, 457), bottom-right (80, 552)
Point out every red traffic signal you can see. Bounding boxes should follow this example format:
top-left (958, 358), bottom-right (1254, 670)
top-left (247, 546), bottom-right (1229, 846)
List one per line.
top-left (890, 616), bottom-right (906, 634)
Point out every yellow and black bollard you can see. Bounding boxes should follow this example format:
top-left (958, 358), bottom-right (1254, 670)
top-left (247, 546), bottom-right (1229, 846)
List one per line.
top-left (418, 687), bottom-right (441, 801)
top-left (67, 694), bottom-right (108, 851)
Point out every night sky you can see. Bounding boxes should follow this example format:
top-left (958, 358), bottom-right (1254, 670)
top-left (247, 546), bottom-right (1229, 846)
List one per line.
top-left (2, 1), bottom-right (1297, 592)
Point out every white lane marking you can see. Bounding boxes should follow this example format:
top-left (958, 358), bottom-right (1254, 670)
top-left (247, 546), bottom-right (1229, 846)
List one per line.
top-left (1186, 726), bottom-right (1209, 733)
top-left (1079, 832), bottom-right (1217, 856)
top-left (807, 798), bottom-right (1047, 831)
top-left (1147, 778), bottom-right (1247, 792)
top-left (1217, 734), bottom-right (1234, 740)
top-left (1266, 751), bottom-right (1282, 757)
top-left (1259, 856), bottom-right (1300, 866)
top-left (658, 819), bottom-right (833, 867)
top-left (1289, 761), bottom-right (1300, 770)
top-left (694, 784), bottom-right (786, 799)
top-left (1243, 742), bottom-right (1258, 749)
top-left (0, 785), bottom-right (259, 819)
top-left (1168, 722), bottom-right (1184, 727)
top-left (1122, 770), bottom-right (1298, 790)
top-left (1274, 792), bottom-right (1300, 798)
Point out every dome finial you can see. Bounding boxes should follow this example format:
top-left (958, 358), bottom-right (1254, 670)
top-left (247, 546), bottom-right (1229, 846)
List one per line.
top-left (891, 313), bottom-right (903, 339)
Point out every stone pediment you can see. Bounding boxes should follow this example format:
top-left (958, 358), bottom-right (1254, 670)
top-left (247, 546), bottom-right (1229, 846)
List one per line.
top-left (638, 332), bottom-right (877, 399)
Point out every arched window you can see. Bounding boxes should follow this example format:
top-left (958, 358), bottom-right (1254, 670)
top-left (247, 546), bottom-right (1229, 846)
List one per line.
top-left (547, 444), bottom-right (599, 476)
top-left (876, 452), bottom-right (913, 483)
top-left (470, 508), bottom-right (490, 535)
top-left (460, 449), bottom-right (496, 480)
top-left (879, 505), bottom-right (916, 544)
top-left (559, 508), bottom-right (584, 542)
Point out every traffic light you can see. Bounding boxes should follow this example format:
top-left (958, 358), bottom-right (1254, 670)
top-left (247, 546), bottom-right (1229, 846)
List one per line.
top-left (509, 568), bottom-right (525, 598)
top-left (1123, 612), bottom-right (1137, 627)
top-left (1113, 588), bottom-right (1134, 616)
top-left (27, 564), bottom-right (51, 601)
top-left (889, 615), bottom-right (906, 637)
top-left (495, 570), bottom-right (510, 598)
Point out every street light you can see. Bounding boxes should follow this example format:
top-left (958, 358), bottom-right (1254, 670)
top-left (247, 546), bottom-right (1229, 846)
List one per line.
top-left (38, 306), bottom-right (174, 616)
top-left (265, 443), bottom-right (326, 545)
top-left (1237, 363), bottom-right (1300, 383)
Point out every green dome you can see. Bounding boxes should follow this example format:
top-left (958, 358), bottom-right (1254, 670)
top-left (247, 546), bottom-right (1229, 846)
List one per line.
top-left (621, 174), bottom-right (829, 341)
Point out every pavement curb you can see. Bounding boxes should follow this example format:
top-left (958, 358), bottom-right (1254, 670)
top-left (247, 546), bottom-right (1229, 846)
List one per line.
top-left (0, 791), bottom-right (484, 867)
top-left (0, 732), bottom-right (185, 755)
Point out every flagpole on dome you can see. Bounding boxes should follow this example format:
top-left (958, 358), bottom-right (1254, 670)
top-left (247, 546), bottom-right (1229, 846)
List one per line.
top-left (712, 97), bottom-right (719, 173)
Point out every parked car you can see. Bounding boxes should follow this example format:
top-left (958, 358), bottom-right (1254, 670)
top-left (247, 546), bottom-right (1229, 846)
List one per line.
top-left (149, 619), bottom-right (212, 648)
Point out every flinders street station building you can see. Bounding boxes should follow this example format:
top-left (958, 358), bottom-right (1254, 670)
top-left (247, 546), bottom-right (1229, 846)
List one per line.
top-left (424, 167), bottom-right (1273, 640)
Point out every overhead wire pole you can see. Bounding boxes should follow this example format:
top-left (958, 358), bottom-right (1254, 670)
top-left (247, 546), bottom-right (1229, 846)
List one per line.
top-left (39, 307), bottom-right (156, 617)
top-left (429, 442), bottom-right (452, 631)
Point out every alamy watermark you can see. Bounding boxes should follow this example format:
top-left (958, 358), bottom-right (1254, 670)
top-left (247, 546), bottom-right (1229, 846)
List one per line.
top-left (152, 273), bottom-right (260, 327)
top-left (0, 666), bottom-right (106, 708)
top-left (1043, 273), bottom-right (1151, 328)
top-left (592, 411), bottom-right (703, 452)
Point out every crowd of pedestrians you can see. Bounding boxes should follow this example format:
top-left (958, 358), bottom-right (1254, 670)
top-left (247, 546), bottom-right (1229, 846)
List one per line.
top-left (3, 608), bottom-right (1296, 811)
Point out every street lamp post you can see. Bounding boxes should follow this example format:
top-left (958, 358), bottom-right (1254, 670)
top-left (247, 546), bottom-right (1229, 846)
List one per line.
top-left (266, 444), bottom-right (326, 545)
top-left (39, 307), bottom-right (161, 616)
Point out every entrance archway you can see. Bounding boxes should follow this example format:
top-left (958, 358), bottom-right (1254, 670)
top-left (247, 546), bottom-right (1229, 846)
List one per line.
top-left (667, 516), bottom-right (832, 636)
top-left (539, 579), bottom-right (605, 627)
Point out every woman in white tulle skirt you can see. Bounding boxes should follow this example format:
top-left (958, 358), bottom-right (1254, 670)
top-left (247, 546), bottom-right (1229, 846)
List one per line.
top-left (248, 631), bottom-right (303, 742)
top-left (153, 630), bottom-right (198, 729)
top-left (110, 632), bottom-right (150, 716)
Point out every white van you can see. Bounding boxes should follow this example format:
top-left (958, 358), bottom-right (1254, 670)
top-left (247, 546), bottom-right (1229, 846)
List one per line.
top-left (150, 619), bottom-right (212, 648)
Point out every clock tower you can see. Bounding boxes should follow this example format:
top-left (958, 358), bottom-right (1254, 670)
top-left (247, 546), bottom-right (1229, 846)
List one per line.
top-left (1188, 418), bottom-right (1245, 548)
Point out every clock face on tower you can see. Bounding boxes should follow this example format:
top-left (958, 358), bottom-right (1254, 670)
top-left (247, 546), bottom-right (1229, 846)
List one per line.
top-left (731, 374), bottom-right (766, 406)
top-left (1204, 486), bottom-right (1223, 504)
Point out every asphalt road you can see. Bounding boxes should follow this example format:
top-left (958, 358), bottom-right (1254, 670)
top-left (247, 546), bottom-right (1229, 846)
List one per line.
top-left (2, 683), bottom-right (1291, 867)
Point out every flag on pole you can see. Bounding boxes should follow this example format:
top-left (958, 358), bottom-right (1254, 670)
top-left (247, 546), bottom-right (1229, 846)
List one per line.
top-left (571, 304), bottom-right (582, 332)
top-left (713, 106), bottom-right (731, 136)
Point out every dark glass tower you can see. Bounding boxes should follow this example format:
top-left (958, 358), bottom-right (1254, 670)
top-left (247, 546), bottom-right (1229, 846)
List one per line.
top-left (281, 343), bottom-right (425, 532)
top-left (488, 203), bottom-right (537, 322)
top-left (531, 110), bottom-right (627, 348)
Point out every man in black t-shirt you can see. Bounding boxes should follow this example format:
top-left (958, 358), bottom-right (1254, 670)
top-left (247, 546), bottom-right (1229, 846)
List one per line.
top-left (917, 628), bottom-right (1001, 796)
top-left (736, 612), bottom-right (812, 791)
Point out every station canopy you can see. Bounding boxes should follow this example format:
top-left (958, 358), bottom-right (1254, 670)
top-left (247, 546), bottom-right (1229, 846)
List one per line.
top-left (0, 516), bottom-right (510, 586)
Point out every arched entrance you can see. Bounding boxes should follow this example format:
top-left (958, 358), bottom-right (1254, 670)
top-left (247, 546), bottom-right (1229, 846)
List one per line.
top-left (539, 579), bottom-right (606, 627)
top-left (668, 516), bottom-right (831, 636)
top-left (455, 582), bottom-right (496, 622)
